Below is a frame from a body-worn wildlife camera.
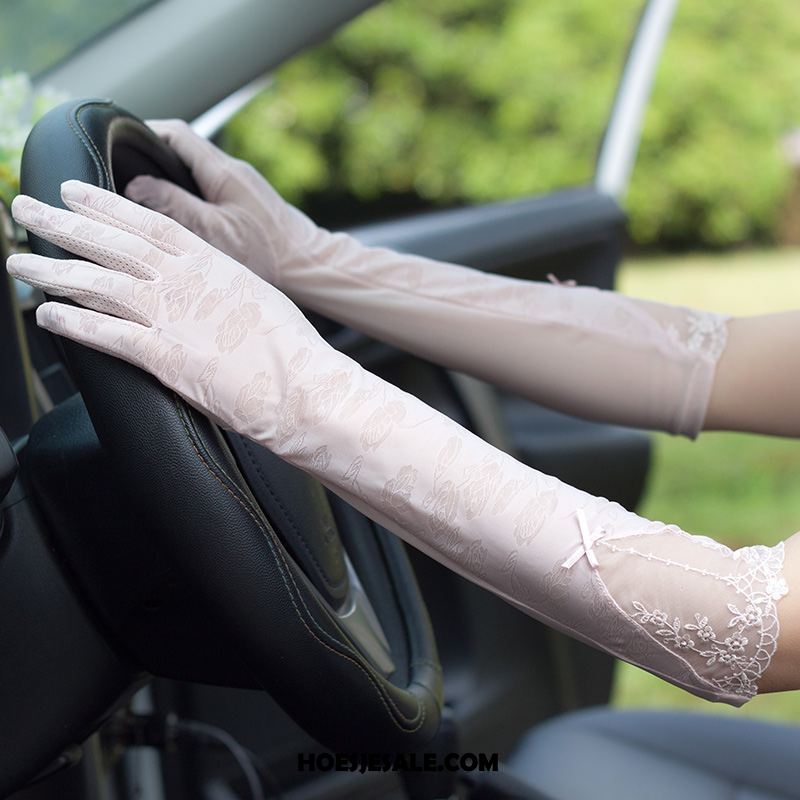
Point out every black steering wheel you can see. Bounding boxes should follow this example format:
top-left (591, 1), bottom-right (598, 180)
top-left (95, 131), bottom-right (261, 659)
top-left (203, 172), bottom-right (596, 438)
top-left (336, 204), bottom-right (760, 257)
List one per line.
top-left (19, 99), bottom-right (442, 754)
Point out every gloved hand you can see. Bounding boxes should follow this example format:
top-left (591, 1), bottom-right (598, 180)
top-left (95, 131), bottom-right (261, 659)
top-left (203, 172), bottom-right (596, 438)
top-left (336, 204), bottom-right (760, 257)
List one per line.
top-left (125, 119), bottom-right (325, 289)
top-left (6, 180), bottom-right (793, 706)
top-left (8, 178), bottom-right (344, 437)
top-left (129, 120), bottom-right (734, 440)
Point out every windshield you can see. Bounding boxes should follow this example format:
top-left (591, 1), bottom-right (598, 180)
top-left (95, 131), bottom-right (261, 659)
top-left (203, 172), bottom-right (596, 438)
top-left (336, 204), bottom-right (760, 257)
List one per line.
top-left (0, 0), bottom-right (156, 77)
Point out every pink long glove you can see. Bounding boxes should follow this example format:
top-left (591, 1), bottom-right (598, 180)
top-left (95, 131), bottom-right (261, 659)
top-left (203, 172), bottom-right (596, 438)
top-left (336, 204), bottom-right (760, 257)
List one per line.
top-left (7, 181), bottom-right (792, 706)
top-left (126, 120), bottom-right (731, 439)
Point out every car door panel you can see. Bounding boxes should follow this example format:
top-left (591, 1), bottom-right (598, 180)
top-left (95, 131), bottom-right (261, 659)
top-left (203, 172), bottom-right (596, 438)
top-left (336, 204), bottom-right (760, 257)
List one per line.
top-left (350, 187), bottom-right (625, 290)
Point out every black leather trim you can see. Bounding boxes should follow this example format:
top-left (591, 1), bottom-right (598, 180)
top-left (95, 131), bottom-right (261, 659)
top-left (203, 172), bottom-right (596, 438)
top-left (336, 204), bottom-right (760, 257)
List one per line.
top-left (19, 98), bottom-right (442, 750)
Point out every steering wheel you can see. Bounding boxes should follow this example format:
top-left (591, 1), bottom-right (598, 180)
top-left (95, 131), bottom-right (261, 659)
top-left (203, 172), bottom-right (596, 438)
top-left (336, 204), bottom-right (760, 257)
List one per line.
top-left (19, 99), bottom-right (442, 753)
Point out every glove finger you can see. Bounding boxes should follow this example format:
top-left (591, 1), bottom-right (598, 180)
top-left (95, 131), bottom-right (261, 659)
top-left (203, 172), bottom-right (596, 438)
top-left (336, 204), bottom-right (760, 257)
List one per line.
top-left (7, 253), bottom-right (152, 326)
top-left (145, 119), bottom-right (227, 200)
top-left (37, 301), bottom-right (193, 394)
top-left (12, 194), bottom-right (166, 281)
top-left (61, 179), bottom-right (205, 257)
top-left (125, 175), bottom-right (215, 240)
top-left (35, 301), bottom-right (153, 368)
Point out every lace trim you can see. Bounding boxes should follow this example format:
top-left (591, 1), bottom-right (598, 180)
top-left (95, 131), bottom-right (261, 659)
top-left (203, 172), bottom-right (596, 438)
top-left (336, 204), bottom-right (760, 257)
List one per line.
top-left (606, 539), bottom-right (787, 700)
top-left (665, 310), bottom-right (730, 363)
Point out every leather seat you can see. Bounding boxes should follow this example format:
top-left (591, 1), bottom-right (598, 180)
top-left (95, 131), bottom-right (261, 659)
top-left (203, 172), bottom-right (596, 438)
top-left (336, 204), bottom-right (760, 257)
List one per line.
top-left (506, 707), bottom-right (800, 800)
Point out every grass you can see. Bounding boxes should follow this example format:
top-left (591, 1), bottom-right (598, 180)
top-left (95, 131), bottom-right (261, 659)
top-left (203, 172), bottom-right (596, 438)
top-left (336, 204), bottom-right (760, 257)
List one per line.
top-left (609, 248), bottom-right (800, 723)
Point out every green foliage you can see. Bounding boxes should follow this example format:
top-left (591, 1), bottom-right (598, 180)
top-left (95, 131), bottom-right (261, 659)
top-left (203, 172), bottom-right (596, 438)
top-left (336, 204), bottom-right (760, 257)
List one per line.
top-left (223, 0), bottom-right (800, 248)
top-left (628, 2), bottom-right (800, 247)
top-left (0, 73), bottom-right (69, 207)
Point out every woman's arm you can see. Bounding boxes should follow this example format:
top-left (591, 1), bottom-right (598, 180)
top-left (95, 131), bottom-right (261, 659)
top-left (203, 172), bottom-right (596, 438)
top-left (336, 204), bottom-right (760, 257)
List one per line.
top-left (761, 531), bottom-right (800, 692)
top-left (706, 311), bottom-right (800, 436)
top-left (7, 181), bottom-right (798, 704)
top-left (124, 120), bottom-right (800, 441)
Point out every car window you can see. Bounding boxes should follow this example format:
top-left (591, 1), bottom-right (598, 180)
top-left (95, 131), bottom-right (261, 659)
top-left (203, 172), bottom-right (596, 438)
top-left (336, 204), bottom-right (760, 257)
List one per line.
top-left (219, 0), bottom-right (643, 228)
top-left (0, 0), bottom-right (156, 77)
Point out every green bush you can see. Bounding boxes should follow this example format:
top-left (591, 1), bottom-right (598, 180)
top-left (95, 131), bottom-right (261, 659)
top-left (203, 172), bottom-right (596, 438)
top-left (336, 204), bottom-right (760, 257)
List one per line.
top-left (628, 3), bottom-right (800, 247)
top-left (223, 0), bottom-right (800, 249)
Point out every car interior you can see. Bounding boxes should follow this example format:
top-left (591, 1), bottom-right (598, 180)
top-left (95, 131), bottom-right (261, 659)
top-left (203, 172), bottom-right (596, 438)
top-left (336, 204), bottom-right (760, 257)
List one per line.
top-left (1, 1), bottom-right (799, 799)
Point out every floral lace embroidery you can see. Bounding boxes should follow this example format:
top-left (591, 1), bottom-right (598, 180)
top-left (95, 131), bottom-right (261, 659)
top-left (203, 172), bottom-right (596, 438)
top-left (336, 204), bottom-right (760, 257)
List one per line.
top-left (685, 311), bottom-right (729, 361)
top-left (665, 310), bottom-right (730, 363)
top-left (617, 541), bottom-right (787, 700)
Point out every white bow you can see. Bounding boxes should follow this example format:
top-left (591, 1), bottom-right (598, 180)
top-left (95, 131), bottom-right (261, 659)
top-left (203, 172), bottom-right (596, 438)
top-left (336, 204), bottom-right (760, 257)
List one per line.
top-left (562, 509), bottom-right (607, 570)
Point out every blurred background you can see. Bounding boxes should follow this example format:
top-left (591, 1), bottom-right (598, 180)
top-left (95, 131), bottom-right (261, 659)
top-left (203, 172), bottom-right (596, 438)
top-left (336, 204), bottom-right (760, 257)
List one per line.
top-left (4, 0), bottom-right (800, 721)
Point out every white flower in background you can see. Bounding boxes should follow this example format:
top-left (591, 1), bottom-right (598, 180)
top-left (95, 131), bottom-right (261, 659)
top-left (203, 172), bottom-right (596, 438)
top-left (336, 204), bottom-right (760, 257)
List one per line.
top-left (0, 72), bottom-right (69, 208)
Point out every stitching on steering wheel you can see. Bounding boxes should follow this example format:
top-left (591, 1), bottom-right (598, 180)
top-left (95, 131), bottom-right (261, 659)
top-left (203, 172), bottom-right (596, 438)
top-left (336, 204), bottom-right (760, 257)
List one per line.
top-left (238, 436), bottom-right (347, 598)
top-left (177, 405), bottom-right (427, 733)
top-left (70, 103), bottom-right (111, 189)
top-left (173, 400), bottom-right (428, 734)
top-left (409, 658), bottom-right (442, 671)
